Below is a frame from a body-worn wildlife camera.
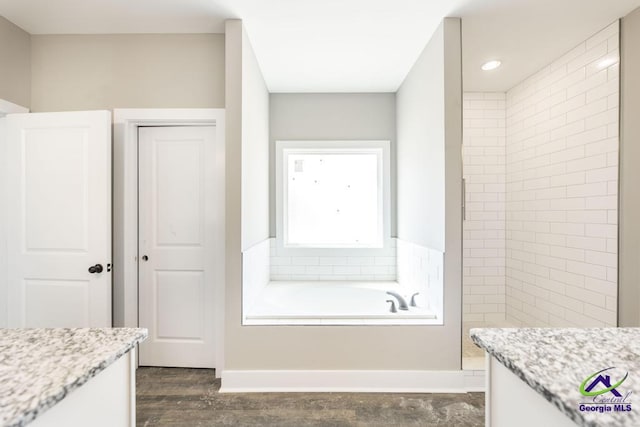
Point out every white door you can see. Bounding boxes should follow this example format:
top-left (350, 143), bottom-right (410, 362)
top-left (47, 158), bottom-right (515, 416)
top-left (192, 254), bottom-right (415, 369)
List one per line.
top-left (138, 126), bottom-right (217, 368)
top-left (6, 111), bottom-right (112, 327)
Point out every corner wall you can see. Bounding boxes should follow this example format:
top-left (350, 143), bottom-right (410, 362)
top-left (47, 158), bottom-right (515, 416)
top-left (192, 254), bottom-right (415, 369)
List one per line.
top-left (619, 7), bottom-right (640, 327)
top-left (396, 17), bottom-right (463, 366)
top-left (240, 28), bottom-right (270, 250)
top-left (0, 16), bottom-right (30, 108)
top-left (397, 27), bottom-right (446, 252)
top-left (504, 22), bottom-right (619, 327)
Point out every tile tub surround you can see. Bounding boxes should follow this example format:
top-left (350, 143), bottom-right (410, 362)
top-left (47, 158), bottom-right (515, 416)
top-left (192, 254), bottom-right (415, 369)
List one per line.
top-left (270, 238), bottom-right (397, 281)
top-left (397, 239), bottom-right (443, 318)
top-left (244, 281), bottom-right (437, 325)
top-left (243, 238), bottom-right (271, 310)
top-left (471, 327), bottom-right (640, 427)
top-left (0, 328), bottom-right (148, 427)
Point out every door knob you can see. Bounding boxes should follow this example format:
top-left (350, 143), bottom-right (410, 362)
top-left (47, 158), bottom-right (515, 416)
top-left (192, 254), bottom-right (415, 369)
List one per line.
top-left (142, 255), bottom-right (149, 261)
top-left (88, 264), bottom-right (104, 274)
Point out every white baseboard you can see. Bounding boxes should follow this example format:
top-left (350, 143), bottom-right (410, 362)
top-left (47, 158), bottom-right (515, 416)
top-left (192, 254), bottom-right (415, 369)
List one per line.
top-left (463, 369), bottom-right (486, 392)
top-left (220, 370), bottom-right (469, 393)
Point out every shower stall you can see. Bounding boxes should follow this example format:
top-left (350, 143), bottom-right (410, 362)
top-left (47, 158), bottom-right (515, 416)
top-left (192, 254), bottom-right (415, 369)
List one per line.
top-left (462, 21), bottom-right (621, 369)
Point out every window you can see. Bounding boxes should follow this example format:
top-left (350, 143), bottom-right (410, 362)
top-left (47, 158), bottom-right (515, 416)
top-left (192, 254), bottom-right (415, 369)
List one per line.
top-left (276, 141), bottom-right (390, 249)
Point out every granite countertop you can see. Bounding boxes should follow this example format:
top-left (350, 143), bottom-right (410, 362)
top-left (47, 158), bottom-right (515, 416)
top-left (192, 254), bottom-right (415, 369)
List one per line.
top-left (471, 327), bottom-right (640, 427)
top-left (0, 328), bottom-right (148, 427)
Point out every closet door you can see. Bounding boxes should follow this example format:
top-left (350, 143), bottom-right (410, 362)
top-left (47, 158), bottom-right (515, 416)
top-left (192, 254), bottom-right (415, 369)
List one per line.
top-left (138, 126), bottom-right (217, 368)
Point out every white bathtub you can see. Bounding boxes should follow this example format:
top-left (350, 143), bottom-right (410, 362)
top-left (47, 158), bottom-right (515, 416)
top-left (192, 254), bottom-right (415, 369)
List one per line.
top-left (244, 281), bottom-right (437, 325)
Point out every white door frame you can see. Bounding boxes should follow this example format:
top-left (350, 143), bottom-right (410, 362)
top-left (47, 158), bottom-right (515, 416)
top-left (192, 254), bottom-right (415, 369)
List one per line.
top-left (0, 99), bottom-right (29, 328)
top-left (113, 109), bottom-right (225, 374)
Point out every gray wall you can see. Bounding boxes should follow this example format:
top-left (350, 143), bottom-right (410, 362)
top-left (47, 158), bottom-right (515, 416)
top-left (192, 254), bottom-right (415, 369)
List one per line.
top-left (241, 30), bottom-right (270, 251)
top-left (30, 34), bottom-right (225, 111)
top-left (0, 16), bottom-right (30, 108)
top-left (396, 18), bottom-right (463, 366)
top-left (225, 18), bottom-right (462, 372)
top-left (397, 26), bottom-right (446, 252)
top-left (269, 93), bottom-right (397, 237)
top-left (619, 7), bottom-right (640, 327)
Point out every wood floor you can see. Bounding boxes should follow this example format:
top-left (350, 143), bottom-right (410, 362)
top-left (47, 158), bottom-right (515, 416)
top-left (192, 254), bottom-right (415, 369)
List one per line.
top-left (136, 368), bottom-right (485, 426)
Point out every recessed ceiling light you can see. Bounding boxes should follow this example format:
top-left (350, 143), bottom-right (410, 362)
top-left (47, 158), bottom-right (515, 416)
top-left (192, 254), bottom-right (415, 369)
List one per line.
top-left (481, 60), bottom-right (502, 71)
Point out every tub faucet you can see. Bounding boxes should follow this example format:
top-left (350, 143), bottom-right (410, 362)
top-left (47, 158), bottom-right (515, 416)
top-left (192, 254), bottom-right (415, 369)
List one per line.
top-left (386, 291), bottom-right (409, 310)
top-left (386, 299), bottom-right (397, 313)
top-left (410, 292), bottom-right (420, 307)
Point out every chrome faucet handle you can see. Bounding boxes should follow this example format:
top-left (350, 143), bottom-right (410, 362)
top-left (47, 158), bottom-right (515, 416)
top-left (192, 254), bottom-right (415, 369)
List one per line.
top-left (386, 299), bottom-right (397, 313)
top-left (410, 292), bottom-right (420, 307)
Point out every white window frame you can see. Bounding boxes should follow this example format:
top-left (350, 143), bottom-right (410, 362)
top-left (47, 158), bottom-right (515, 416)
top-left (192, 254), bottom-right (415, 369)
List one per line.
top-left (275, 140), bottom-right (392, 256)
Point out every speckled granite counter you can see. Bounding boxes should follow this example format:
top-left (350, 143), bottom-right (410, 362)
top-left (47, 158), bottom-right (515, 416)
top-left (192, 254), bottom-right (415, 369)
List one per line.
top-left (471, 328), bottom-right (640, 427)
top-left (0, 328), bottom-right (147, 427)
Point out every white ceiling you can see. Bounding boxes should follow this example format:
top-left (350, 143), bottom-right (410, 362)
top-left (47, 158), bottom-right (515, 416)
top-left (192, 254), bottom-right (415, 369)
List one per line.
top-left (461, 0), bottom-right (640, 92)
top-left (1, 0), bottom-right (639, 93)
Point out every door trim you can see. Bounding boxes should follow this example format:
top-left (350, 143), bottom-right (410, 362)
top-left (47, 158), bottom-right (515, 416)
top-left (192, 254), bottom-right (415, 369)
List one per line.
top-left (0, 100), bottom-right (29, 328)
top-left (113, 109), bottom-right (225, 375)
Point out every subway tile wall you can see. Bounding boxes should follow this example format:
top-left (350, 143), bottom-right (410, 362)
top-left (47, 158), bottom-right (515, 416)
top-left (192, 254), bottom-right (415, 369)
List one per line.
top-left (463, 92), bottom-right (507, 323)
top-left (397, 239), bottom-right (444, 318)
top-left (242, 238), bottom-right (271, 312)
top-left (504, 22), bottom-right (619, 327)
top-left (270, 239), bottom-right (397, 281)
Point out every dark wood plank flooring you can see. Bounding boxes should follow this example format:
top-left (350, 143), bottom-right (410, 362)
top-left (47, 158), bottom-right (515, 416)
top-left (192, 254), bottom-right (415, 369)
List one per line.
top-left (137, 367), bottom-right (484, 426)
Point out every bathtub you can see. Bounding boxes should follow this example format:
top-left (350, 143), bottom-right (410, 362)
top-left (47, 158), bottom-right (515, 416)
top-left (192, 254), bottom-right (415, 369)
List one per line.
top-left (244, 281), bottom-right (437, 325)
